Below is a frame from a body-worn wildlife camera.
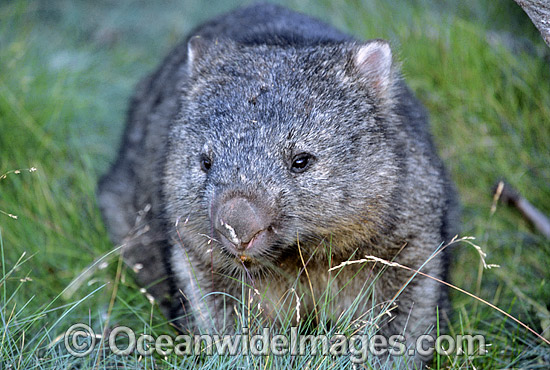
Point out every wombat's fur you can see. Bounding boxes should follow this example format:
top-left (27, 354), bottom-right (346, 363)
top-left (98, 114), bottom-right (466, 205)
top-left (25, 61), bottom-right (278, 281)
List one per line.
top-left (98, 3), bottom-right (458, 367)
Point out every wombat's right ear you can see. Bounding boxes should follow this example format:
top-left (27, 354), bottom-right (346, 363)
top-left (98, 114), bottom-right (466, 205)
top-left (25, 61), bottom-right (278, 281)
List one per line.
top-left (186, 35), bottom-right (209, 73)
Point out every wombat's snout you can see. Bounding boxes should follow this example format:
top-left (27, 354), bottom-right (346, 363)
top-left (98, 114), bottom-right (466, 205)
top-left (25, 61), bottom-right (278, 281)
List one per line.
top-left (213, 197), bottom-right (272, 254)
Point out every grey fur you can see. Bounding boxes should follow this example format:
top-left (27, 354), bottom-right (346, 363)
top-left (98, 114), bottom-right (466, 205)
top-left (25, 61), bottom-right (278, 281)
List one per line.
top-left (97, 3), bottom-right (459, 367)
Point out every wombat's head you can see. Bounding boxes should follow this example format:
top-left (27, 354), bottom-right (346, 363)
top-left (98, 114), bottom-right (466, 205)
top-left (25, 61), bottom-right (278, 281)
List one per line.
top-left (164, 37), bottom-right (402, 276)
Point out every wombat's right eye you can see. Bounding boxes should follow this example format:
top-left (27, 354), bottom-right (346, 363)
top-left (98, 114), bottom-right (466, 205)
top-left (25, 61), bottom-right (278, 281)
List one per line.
top-left (290, 153), bottom-right (314, 174)
top-left (200, 155), bottom-right (212, 172)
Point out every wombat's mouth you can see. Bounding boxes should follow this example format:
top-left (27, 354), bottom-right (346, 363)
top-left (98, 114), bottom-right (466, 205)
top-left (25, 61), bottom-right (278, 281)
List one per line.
top-left (214, 248), bottom-right (264, 274)
top-left (218, 227), bottom-right (270, 252)
top-left (236, 254), bottom-right (256, 268)
top-left (213, 226), bottom-right (294, 274)
top-left (218, 229), bottom-right (277, 265)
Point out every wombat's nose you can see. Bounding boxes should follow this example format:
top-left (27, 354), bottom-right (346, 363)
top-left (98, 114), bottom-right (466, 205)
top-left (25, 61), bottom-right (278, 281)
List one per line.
top-left (214, 197), bottom-right (270, 251)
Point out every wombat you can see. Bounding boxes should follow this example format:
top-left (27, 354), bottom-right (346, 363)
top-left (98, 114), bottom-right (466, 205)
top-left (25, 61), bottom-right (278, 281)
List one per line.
top-left (98, 3), bottom-right (458, 367)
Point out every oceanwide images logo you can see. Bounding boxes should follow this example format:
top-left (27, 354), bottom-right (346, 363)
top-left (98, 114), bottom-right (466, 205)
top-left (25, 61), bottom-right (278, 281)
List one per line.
top-left (64, 324), bottom-right (487, 362)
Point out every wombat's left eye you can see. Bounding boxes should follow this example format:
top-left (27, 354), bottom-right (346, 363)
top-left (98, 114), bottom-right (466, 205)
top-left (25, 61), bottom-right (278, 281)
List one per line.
top-left (200, 154), bottom-right (212, 172)
top-left (290, 153), bottom-right (314, 173)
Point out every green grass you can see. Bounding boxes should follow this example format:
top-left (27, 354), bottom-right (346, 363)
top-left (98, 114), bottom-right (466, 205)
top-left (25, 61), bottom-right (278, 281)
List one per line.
top-left (1, 0), bottom-right (549, 368)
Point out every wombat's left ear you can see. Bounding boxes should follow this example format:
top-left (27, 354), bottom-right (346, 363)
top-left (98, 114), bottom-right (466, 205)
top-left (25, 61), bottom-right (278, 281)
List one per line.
top-left (353, 40), bottom-right (393, 98)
